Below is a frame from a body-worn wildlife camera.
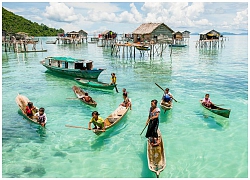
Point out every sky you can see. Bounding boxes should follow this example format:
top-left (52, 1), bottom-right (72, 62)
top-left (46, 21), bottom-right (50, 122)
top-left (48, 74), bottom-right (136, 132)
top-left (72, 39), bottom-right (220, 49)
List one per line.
top-left (2, 1), bottom-right (248, 35)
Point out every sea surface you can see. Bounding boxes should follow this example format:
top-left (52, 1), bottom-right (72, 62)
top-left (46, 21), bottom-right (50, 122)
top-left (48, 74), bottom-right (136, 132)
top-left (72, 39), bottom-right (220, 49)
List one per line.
top-left (2, 35), bottom-right (248, 178)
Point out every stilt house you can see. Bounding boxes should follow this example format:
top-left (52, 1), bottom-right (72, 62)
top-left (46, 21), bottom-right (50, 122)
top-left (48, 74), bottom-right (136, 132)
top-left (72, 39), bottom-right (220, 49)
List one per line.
top-left (199, 30), bottom-right (220, 40)
top-left (132, 23), bottom-right (174, 43)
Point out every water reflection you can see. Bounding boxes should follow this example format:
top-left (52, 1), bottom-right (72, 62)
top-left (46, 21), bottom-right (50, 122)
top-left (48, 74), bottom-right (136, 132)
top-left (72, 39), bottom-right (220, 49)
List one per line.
top-left (195, 110), bottom-right (229, 130)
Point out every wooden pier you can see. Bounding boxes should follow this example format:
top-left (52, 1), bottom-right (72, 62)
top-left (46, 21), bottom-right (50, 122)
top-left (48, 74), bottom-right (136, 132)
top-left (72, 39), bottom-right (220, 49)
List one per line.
top-left (2, 37), bottom-right (47, 53)
top-left (110, 41), bottom-right (169, 58)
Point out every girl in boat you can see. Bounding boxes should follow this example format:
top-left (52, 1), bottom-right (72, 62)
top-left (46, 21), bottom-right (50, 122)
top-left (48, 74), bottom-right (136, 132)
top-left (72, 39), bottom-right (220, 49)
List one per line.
top-left (25, 102), bottom-right (38, 117)
top-left (202, 94), bottom-right (214, 108)
top-left (120, 92), bottom-right (131, 110)
top-left (145, 99), bottom-right (160, 146)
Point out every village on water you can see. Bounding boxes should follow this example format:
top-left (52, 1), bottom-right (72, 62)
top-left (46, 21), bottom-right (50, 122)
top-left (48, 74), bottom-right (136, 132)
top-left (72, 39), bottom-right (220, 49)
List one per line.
top-left (3, 21), bottom-right (231, 178)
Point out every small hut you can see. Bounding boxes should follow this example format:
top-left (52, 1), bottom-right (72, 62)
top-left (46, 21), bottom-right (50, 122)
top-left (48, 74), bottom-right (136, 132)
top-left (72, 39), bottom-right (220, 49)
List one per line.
top-left (132, 23), bottom-right (174, 43)
top-left (199, 29), bottom-right (220, 40)
top-left (173, 31), bottom-right (183, 40)
top-left (99, 30), bottom-right (117, 40)
top-left (182, 30), bottom-right (190, 38)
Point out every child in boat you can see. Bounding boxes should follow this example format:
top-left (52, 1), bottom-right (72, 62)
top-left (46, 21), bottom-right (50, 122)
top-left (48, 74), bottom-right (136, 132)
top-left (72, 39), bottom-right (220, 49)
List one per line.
top-left (202, 94), bottom-right (214, 108)
top-left (25, 102), bottom-right (38, 117)
top-left (88, 111), bottom-right (106, 131)
top-left (120, 92), bottom-right (132, 110)
top-left (110, 73), bottom-right (117, 85)
top-left (34, 107), bottom-right (47, 127)
top-left (145, 99), bottom-right (160, 146)
top-left (161, 88), bottom-right (173, 107)
top-left (83, 92), bottom-right (93, 102)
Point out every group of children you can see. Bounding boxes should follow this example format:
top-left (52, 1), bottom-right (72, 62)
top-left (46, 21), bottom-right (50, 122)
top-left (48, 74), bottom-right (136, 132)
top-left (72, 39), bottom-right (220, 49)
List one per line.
top-left (25, 102), bottom-right (47, 127)
top-left (88, 73), bottom-right (132, 132)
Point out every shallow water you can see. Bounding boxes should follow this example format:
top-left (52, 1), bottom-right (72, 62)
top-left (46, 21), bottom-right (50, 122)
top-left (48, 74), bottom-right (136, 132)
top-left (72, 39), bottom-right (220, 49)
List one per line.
top-left (2, 35), bottom-right (248, 178)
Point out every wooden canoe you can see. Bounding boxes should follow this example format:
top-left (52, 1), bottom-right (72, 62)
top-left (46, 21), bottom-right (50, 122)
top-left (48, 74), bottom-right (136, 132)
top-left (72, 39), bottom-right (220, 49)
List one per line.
top-left (15, 94), bottom-right (41, 125)
top-left (72, 85), bottom-right (97, 107)
top-left (147, 128), bottom-right (166, 178)
top-left (160, 100), bottom-right (172, 112)
top-left (199, 100), bottom-right (231, 118)
top-left (93, 103), bottom-right (130, 135)
top-left (136, 46), bottom-right (150, 51)
top-left (74, 78), bottom-right (116, 90)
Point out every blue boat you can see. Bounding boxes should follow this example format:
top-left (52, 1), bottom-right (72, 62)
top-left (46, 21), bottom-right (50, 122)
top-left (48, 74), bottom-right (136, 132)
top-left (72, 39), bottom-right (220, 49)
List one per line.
top-left (40, 56), bottom-right (105, 79)
top-left (169, 44), bottom-right (187, 47)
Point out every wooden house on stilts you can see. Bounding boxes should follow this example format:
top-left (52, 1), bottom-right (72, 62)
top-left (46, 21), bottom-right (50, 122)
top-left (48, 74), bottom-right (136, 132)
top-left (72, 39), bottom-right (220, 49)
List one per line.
top-left (110, 22), bottom-right (175, 58)
top-left (97, 30), bottom-right (117, 47)
top-left (195, 29), bottom-right (225, 48)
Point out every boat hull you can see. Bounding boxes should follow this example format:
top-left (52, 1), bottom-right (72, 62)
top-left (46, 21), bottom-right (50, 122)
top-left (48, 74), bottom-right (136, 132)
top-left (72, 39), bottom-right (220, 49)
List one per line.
top-left (15, 94), bottom-right (42, 126)
top-left (160, 100), bottom-right (172, 112)
top-left (94, 104), bottom-right (130, 135)
top-left (72, 86), bottom-right (97, 107)
top-left (147, 129), bottom-right (166, 178)
top-left (41, 61), bottom-right (104, 79)
top-left (200, 100), bottom-right (231, 118)
top-left (75, 78), bottom-right (116, 90)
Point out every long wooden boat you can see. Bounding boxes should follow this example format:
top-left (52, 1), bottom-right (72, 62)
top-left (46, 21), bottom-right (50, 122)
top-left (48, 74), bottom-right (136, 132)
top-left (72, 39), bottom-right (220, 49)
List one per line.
top-left (147, 128), bottom-right (166, 178)
top-left (136, 46), bottom-right (150, 51)
top-left (199, 100), bottom-right (231, 118)
top-left (93, 103), bottom-right (130, 135)
top-left (40, 56), bottom-right (105, 79)
top-left (72, 85), bottom-right (97, 107)
top-left (15, 94), bottom-right (42, 125)
top-left (160, 100), bottom-right (173, 112)
top-left (74, 78), bottom-right (116, 90)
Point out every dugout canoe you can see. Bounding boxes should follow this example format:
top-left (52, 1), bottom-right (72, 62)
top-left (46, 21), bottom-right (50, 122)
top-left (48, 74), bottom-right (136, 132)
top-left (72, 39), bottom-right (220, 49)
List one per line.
top-left (93, 103), bottom-right (131, 135)
top-left (72, 85), bottom-right (97, 107)
top-left (160, 100), bottom-right (173, 112)
top-left (147, 128), bottom-right (166, 178)
top-left (74, 78), bottom-right (116, 90)
top-left (15, 94), bottom-right (42, 125)
top-left (199, 100), bottom-right (231, 118)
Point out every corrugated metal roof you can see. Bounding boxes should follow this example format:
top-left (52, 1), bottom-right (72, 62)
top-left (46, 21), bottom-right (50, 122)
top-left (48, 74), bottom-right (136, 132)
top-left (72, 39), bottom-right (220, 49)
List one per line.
top-left (132, 23), bottom-right (174, 34)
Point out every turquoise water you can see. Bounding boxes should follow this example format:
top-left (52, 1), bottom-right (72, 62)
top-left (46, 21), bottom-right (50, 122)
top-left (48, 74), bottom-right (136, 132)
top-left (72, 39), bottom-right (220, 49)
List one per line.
top-left (2, 35), bottom-right (247, 178)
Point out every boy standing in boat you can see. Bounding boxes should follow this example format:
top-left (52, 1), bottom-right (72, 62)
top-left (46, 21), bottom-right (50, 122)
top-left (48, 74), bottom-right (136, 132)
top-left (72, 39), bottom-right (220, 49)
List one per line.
top-left (88, 111), bottom-right (106, 131)
top-left (111, 73), bottom-right (119, 93)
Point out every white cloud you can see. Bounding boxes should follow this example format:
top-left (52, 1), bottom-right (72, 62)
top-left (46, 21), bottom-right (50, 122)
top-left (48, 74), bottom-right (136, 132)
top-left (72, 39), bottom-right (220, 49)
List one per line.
top-left (65, 2), bottom-right (121, 13)
top-left (43, 2), bottom-right (78, 22)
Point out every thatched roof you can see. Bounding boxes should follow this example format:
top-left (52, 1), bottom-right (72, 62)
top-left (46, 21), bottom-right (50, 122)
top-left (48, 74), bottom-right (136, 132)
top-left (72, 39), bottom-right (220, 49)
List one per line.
top-left (132, 23), bottom-right (174, 35)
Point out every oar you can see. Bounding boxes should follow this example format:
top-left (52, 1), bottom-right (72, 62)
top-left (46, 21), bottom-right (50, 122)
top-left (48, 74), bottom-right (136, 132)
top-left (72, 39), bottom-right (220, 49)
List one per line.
top-left (65, 124), bottom-right (89, 129)
top-left (140, 119), bottom-right (150, 135)
top-left (65, 124), bottom-right (105, 132)
top-left (66, 98), bottom-right (78, 100)
top-left (155, 83), bottom-right (177, 102)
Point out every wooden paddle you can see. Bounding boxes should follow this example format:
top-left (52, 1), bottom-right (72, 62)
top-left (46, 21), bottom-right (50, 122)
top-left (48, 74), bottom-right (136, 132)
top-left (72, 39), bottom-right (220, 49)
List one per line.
top-left (65, 124), bottom-right (105, 132)
top-left (155, 83), bottom-right (177, 102)
top-left (66, 98), bottom-right (78, 100)
top-left (140, 119), bottom-right (150, 135)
